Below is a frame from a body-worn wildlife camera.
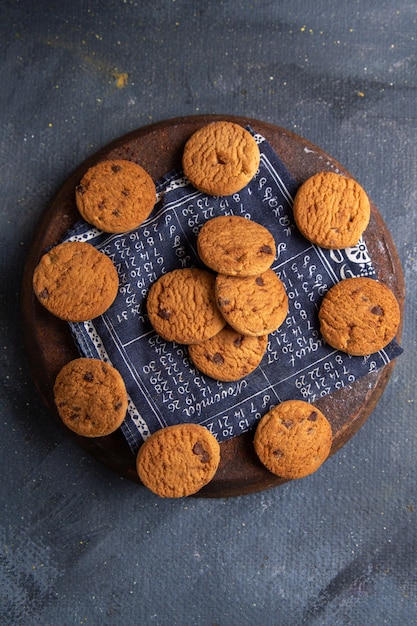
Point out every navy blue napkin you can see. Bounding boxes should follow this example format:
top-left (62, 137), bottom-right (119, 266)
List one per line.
top-left (64, 131), bottom-right (403, 452)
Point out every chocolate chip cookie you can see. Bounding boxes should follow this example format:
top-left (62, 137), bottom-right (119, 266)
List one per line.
top-left (54, 358), bottom-right (128, 437)
top-left (197, 215), bottom-right (276, 276)
top-left (136, 423), bottom-right (220, 497)
top-left (188, 326), bottom-right (268, 381)
top-left (33, 241), bottom-right (119, 322)
top-left (318, 276), bottom-right (401, 356)
top-left (75, 159), bottom-right (156, 233)
top-left (254, 400), bottom-right (333, 479)
top-left (293, 171), bottom-right (370, 249)
top-left (215, 268), bottom-right (288, 336)
top-left (146, 267), bottom-right (225, 344)
top-left (182, 121), bottom-right (260, 196)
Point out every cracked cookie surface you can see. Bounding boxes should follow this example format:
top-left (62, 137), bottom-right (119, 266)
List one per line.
top-left (215, 268), bottom-right (288, 336)
top-left (136, 423), bottom-right (220, 497)
top-left (293, 171), bottom-right (370, 249)
top-left (197, 215), bottom-right (276, 276)
top-left (182, 121), bottom-right (260, 196)
top-left (54, 358), bottom-right (128, 437)
top-left (146, 267), bottom-right (225, 344)
top-left (318, 276), bottom-right (400, 356)
top-left (254, 400), bottom-right (332, 479)
top-left (188, 326), bottom-right (268, 381)
top-left (33, 241), bottom-right (119, 322)
top-left (75, 159), bottom-right (156, 233)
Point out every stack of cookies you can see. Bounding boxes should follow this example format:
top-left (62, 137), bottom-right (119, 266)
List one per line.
top-left (146, 214), bottom-right (288, 382)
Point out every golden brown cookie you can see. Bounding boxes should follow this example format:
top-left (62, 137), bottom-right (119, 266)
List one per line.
top-left (136, 423), bottom-right (220, 497)
top-left (293, 171), bottom-right (370, 249)
top-left (254, 400), bottom-right (333, 480)
top-left (54, 358), bottom-right (128, 437)
top-left (197, 215), bottom-right (276, 276)
top-left (188, 326), bottom-right (268, 382)
top-left (75, 159), bottom-right (156, 233)
top-left (33, 241), bottom-right (119, 322)
top-left (146, 268), bottom-right (225, 344)
top-left (318, 276), bottom-right (400, 356)
top-left (215, 269), bottom-right (288, 336)
top-left (182, 121), bottom-right (260, 196)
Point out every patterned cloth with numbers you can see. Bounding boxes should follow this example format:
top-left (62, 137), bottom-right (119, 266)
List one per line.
top-left (65, 130), bottom-right (403, 451)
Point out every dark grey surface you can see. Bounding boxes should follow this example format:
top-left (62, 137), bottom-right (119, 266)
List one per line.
top-left (1, 1), bottom-right (416, 624)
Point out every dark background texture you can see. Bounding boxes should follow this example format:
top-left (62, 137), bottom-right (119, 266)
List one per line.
top-left (1, 1), bottom-right (416, 624)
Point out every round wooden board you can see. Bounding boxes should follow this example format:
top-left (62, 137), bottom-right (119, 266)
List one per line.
top-left (21, 115), bottom-right (405, 497)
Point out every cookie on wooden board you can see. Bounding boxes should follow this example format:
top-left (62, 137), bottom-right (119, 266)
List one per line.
top-left (188, 326), bottom-right (268, 382)
top-left (254, 400), bottom-right (333, 480)
top-left (146, 267), bottom-right (225, 344)
top-left (318, 276), bottom-right (400, 356)
top-left (136, 423), bottom-right (221, 497)
top-left (197, 215), bottom-right (276, 277)
top-left (293, 171), bottom-right (370, 249)
top-left (33, 241), bottom-right (119, 322)
top-left (54, 358), bottom-right (128, 437)
top-left (182, 121), bottom-right (260, 196)
top-left (215, 268), bottom-right (288, 336)
top-left (75, 159), bottom-right (156, 233)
